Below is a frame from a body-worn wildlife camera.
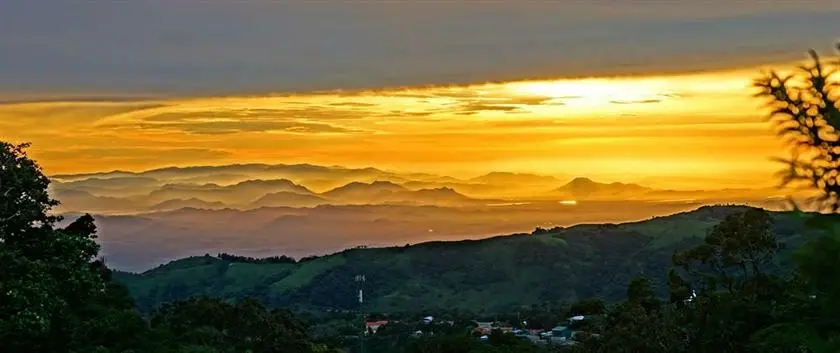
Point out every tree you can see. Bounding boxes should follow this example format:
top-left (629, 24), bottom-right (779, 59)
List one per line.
top-left (589, 279), bottom-right (684, 353)
top-left (568, 299), bottom-right (605, 317)
top-left (0, 142), bottom-right (165, 352)
top-left (672, 209), bottom-right (781, 294)
top-left (151, 296), bottom-right (316, 353)
top-left (756, 44), bottom-right (840, 351)
top-left (0, 142), bottom-right (59, 249)
top-left (0, 142), bottom-right (111, 352)
top-left (754, 45), bottom-right (840, 213)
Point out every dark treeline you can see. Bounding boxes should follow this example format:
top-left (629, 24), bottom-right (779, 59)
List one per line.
top-left (215, 252), bottom-right (323, 264)
top-left (217, 252), bottom-right (297, 264)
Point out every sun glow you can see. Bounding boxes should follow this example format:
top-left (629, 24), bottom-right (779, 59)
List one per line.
top-left (507, 78), bottom-right (672, 106)
top-left (0, 63), bottom-right (793, 190)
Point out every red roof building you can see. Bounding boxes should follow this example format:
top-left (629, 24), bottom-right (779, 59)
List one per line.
top-left (365, 320), bottom-right (389, 335)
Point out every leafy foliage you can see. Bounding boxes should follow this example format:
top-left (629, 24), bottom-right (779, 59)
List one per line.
top-left (0, 142), bottom-right (110, 352)
top-left (754, 45), bottom-right (840, 212)
top-left (672, 208), bottom-right (782, 294)
top-left (150, 297), bottom-right (316, 353)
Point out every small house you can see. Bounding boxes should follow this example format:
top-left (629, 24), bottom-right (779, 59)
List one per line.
top-left (473, 321), bottom-right (494, 330)
top-left (365, 320), bottom-right (388, 334)
top-left (473, 327), bottom-right (491, 335)
top-left (551, 325), bottom-right (573, 339)
top-left (365, 320), bottom-right (389, 335)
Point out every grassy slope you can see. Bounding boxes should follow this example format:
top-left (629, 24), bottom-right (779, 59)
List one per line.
top-left (115, 205), bottom-right (810, 314)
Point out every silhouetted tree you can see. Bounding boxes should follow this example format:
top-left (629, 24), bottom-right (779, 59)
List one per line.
top-left (672, 209), bottom-right (781, 294)
top-left (217, 252), bottom-right (297, 264)
top-left (0, 142), bottom-right (59, 248)
top-left (754, 44), bottom-right (840, 213)
top-left (755, 44), bottom-right (840, 352)
top-left (0, 143), bottom-right (100, 351)
top-left (568, 298), bottom-right (606, 316)
top-left (151, 296), bottom-right (316, 353)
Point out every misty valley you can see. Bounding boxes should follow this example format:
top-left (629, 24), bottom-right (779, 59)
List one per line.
top-left (49, 163), bottom-right (790, 271)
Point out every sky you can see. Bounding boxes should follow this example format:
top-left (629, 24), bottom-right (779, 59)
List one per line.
top-left (2, 1), bottom-right (840, 189)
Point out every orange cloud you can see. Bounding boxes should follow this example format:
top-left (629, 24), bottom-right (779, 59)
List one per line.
top-left (1, 66), bottom-right (793, 189)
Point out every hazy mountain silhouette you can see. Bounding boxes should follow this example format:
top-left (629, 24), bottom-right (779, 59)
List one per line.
top-left (48, 163), bottom-right (784, 217)
top-left (469, 172), bottom-right (562, 186)
top-left (553, 177), bottom-right (786, 201)
top-left (53, 163), bottom-right (394, 185)
top-left (146, 179), bottom-right (314, 205)
top-left (249, 192), bottom-right (328, 208)
top-left (52, 189), bottom-right (143, 213)
top-left (52, 176), bottom-right (162, 197)
top-left (321, 181), bottom-right (480, 205)
top-left (555, 177), bottom-right (651, 199)
top-left (399, 181), bottom-right (496, 197)
top-left (149, 198), bottom-right (228, 212)
top-left (321, 181), bottom-right (408, 202)
top-left (386, 187), bottom-right (479, 206)
top-left (57, 176), bottom-right (161, 189)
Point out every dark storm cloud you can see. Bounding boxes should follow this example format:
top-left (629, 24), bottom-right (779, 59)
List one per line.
top-left (2, 1), bottom-right (840, 96)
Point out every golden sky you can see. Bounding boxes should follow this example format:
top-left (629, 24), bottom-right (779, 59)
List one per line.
top-left (5, 1), bottom-right (840, 192)
top-left (1, 64), bottom-right (794, 190)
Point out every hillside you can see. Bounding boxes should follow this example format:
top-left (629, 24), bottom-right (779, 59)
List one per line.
top-left (115, 205), bottom-right (814, 314)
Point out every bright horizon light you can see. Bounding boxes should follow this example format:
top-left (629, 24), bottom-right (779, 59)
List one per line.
top-left (0, 62), bottom-right (798, 190)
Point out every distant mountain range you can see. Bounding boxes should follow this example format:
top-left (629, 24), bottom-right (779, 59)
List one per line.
top-left (146, 179), bottom-right (316, 205)
top-left (149, 198), bottom-right (228, 212)
top-left (551, 177), bottom-right (781, 201)
top-left (114, 205), bottom-right (816, 314)
top-left (50, 162), bottom-right (782, 215)
top-left (320, 181), bottom-right (480, 206)
top-left (250, 192), bottom-right (328, 208)
top-left (468, 172), bottom-right (562, 186)
top-left (321, 181), bottom-right (407, 201)
top-left (48, 163), bottom-right (794, 273)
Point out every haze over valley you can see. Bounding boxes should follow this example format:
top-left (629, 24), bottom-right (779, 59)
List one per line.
top-left (49, 162), bottom-right (793, 271)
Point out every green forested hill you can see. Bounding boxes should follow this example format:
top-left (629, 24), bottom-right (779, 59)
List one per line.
top-left (116, 205), bottom-right (812, 314)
